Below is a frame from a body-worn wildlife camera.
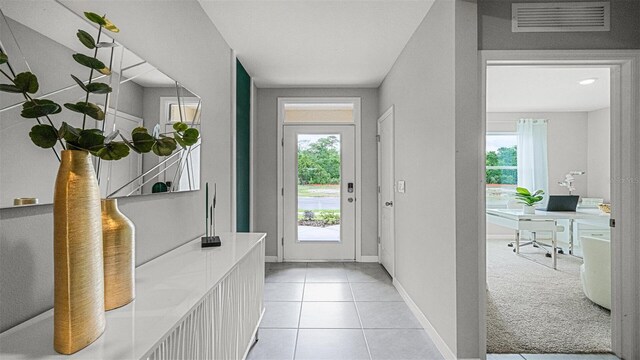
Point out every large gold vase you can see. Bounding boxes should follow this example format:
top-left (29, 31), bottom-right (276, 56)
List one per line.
top-left (53, 150), bottom-right (105, 354)
top-left (101, 198), bottom-right (135, 310)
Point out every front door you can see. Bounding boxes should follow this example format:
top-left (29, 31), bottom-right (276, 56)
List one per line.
top-left (283, 125), bottom-right (356, 260)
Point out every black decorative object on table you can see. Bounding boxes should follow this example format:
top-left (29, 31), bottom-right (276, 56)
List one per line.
top-left (202, 182), bottom-right (221, 248)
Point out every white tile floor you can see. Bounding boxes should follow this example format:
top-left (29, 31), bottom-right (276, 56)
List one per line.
top-left (249, 262), bottom-right (618, 360)
top-left (247, 262), bottom-right (444, 360)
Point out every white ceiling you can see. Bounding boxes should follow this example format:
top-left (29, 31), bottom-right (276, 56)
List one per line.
top-left (487, 67), bottom-right (610, 113)
top-left (199, 0), bottom-right (435, 88)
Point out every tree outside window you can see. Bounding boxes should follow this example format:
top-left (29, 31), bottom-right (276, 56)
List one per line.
top-left (486, 134), bottom-right (517, 208)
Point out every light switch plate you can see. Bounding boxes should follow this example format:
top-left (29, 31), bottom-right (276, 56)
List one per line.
top-left (397, 180), bottom-right (405, 193)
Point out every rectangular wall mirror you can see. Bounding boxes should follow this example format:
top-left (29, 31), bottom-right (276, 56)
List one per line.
top-left (0, 1), bottom-right (201, 209)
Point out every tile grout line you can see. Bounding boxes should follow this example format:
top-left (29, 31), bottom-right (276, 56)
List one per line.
top-left (291, 263), bottom-right (308, 360)
top-left (347, 272), bottom-right (374, 360)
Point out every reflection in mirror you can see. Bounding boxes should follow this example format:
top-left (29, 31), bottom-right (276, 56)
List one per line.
top-left (0, 2), bottom-right (200, 208)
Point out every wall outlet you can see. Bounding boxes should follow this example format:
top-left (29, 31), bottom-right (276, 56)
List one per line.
top-left (397, 180), bottom-right (405, 193)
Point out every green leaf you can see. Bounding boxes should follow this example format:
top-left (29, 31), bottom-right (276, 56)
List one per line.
top-left (21, 99), bottom-right (62, 118)
top-left (173, 133), bottom-right (187, 148)
top-left (14, 72), bottom-right (39, 94)
top-left (0, 84), bottom-right (22, 93)
top-left (131, 127), bottom-right (154, 153)
top-left (85, 82), bottom-right (112, 94)
top-left (516, 187), bottom-right (531, 196)
top-left (76, 30), bottom-right (95, 49)
top-left (84, 12), bottom-right (107, 26)
top-left (58, 122), bottom-right (81, 142)
top-left (83, 12), bottom-right (119, 33)
top-left (29, 124), bottom-right (58, 148)
top-left (182, 128), bottom-right (199, 146)
top-left (119, 134), bottom-right (140, 153)
top-left (152, 136), bottom-right (177, 156)
top-left (102, 17), bottom-right (119, 33)
top-left (72, 53), bottom-right (108, 72)
top-left (78, 129), bottom-right (105, 151)
top-left (64, 102), bottom-right (105, 120)
top-left (70, 74), bottom-right (88, 92)
top-left (0, 53), bottom-right (7, 64)
top-left (97, 141), bottom-right (129, 160)
top-left (173, 122), bottom-right (189, 132)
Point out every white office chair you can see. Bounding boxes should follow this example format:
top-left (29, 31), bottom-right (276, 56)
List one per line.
top-left (580, 236), bottom-right (611, 310)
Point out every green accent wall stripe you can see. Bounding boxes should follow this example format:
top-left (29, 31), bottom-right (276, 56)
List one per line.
top-left (236, 59), bottom-right (251, 232)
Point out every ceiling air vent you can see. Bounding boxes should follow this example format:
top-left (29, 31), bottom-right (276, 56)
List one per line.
top-left (512, 2), bottom-right (610, 33)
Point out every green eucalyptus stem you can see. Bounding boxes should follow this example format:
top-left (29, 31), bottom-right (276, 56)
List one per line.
top-left (81, 25), bottom-right (104, 130)
top-left (0, 67), bottom-right (66, 152)
top-left (0, 68), bottom-right (13, 82)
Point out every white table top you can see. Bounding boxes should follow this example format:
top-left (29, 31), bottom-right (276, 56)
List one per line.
top-left (0, 232), bottom-right (266, 360)
top-left (487, 208), bottom-right (610, 221)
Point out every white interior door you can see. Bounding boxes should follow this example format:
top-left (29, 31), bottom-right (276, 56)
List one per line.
top-left (378, 108), bottom-right (395, 276)
top-left (284, 125), bottom-right (356, 260)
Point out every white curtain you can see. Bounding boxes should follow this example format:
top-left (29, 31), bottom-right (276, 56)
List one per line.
top-left (517, 119), bottom-right (549, 202)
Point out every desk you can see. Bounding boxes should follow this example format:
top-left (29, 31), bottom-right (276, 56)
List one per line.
top-left (486, 208), bottom-right (609, 269)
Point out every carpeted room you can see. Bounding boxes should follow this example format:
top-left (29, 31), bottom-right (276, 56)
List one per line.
top-left (486, 239), bottom-right (610, 354)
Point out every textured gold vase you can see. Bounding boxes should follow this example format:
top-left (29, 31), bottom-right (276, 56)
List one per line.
top-left (101, 198), bottom-right (135, 310)
top-left (53, 150), bottom-right (105, 354)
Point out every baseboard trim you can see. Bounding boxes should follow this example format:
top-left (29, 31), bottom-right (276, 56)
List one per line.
top-left (266, 255), bottom-right (379, 263)
top-left (359, 256), bottom-right (379, 263)
top-left (393, 279), bottom-right (457, 360)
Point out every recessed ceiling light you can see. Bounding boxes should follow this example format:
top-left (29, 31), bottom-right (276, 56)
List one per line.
top-left (579, 78), bottom-right (597, 85)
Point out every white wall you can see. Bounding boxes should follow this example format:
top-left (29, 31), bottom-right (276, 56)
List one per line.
top-left (253, 88), bottom-right (379, 258)
top-left (486, 111), bottom-right (611, 238)
top-left (378, 0), bottom-right (479, 357)
top-left (587, 108), bottom-right (611, 202)
top-left (0, 0), bottom-right (232, 332)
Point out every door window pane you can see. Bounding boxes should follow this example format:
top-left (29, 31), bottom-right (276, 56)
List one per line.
top-left (297, 134), bottom-right (341, 242)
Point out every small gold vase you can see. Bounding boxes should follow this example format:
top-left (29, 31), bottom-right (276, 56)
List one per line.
top-left (53, 150), bottom-right (105, 354)
top-left (101, 198), bottom-right (135, 310)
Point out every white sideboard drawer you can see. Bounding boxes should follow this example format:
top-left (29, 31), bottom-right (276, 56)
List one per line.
top-left (579, 229), bottom-right (610, 240)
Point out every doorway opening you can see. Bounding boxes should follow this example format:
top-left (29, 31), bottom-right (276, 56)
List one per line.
top-left (480, 51), bottom-right (640, 360)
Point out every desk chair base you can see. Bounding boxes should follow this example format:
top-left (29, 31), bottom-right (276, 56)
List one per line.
top-left (508, 233), bottom-right (564, 257)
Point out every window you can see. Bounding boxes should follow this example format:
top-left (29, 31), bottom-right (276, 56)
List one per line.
top-left (168, 102), bottom-right (201, 124)
top-left (486, 133), bottom-right (517, 208)
top-left (283, 103), bottom-right (354, 123)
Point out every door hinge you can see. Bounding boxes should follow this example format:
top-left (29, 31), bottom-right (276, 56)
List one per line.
top-left (376, 134), bottom-right (380, 142)
top-left (281, 237), bottom-right (284, 246)
top-left (378, 236), bottom-right (381, 244)
top-left (281, 138), bottom-right (284, 146)
top-left (378, 186), bottom-right (381, 193)
top-left (281, 188), bottom-right (284, 196)
top-left (609, 218), bottom-right (616, 228)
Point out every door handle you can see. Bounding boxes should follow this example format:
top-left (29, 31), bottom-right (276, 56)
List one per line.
top-left (385, 201), bottom-right (393, 207)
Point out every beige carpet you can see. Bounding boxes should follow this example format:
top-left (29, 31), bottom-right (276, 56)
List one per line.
top-left (486, 238), bottom-right (611, 354)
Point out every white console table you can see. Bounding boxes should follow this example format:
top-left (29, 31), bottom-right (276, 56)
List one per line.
top-left (0, 233), bottom-right (266, 360)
